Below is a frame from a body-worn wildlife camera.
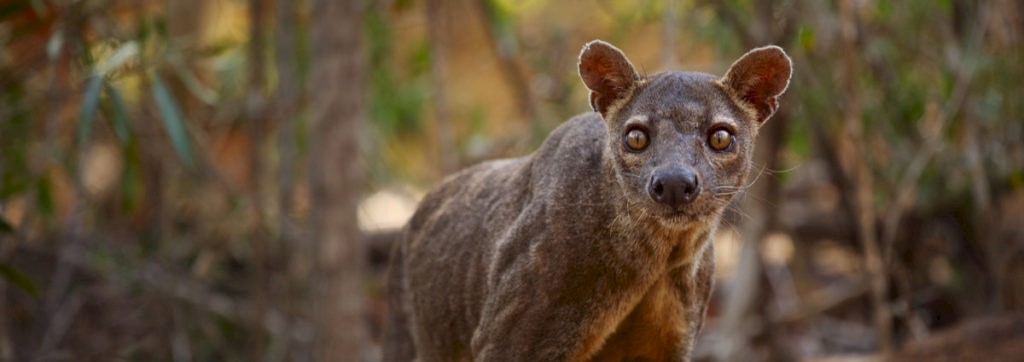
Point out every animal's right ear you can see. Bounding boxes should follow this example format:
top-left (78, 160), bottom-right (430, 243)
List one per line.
top-left (578, 40), bottom-right (641, 117)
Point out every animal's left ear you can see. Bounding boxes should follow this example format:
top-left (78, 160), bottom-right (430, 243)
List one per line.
top-left (721, 46), bottom-right (792, 124)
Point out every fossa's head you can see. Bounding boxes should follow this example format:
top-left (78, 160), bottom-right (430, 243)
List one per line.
top-left (578, 40), bottom-right (791, 229)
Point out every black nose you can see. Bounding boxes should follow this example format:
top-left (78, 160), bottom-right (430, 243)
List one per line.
top-left (648, 167), bottom-right (700, 208)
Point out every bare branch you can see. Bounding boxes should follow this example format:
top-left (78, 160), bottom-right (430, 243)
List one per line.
top-left (472, 1), bottom-right (539, 127)
top-left (699, 0), bottom-right (754, 47)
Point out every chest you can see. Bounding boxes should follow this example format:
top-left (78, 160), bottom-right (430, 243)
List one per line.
top-left (587, 273), bottom-right (692, 361)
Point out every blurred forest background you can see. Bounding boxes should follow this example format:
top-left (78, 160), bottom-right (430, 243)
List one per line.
top-left (1, 0), bottom-right (1023, 361)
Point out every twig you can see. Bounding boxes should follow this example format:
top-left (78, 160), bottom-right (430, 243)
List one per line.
top-left (31, 293), bottom-right (84, 362)
top-left (46, 241), bottom-right (312, 345)
top-left (954, 4), bottom-right (994, 213)
top-left (275, 0), bottom-right (299, 235)
top-left (772, 277), bottom-right (868, 324)
top-left (879, 101), bottom-right (950, 267)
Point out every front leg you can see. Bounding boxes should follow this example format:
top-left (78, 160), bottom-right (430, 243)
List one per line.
top-left (471, 244), bottom-right (658, 361)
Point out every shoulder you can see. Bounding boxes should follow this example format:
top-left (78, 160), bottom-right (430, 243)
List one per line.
top-left (405, 157), bottom-right (526, 231)
top-left (529, 112), bottom-right (607, 177)
top-left (406, 112), bottom-right (608, 233)
top-left (539, 112), bottom-right (606, 152)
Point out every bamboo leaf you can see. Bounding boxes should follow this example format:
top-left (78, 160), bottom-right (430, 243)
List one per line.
top-left (105, 84), bottom-right (131, 144)
top-left (0, 262), bottom-right (39, 298)
top-left (77, 75), bottom-right (104, 145)
top-left (46, 28), bottom-right (63, 60)
top-left (150, 72), bottom-right (195, 167)
top-left (173, 61), bottom-right (218, 104)
top-left (94, 41), bottom-right (139, 76)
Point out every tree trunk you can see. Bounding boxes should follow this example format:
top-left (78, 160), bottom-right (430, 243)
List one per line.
top-left (308, 0), bottom-right (369, 359)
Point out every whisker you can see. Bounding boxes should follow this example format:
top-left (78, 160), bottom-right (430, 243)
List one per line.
top-left (749, 160), bottom-right (804, 175)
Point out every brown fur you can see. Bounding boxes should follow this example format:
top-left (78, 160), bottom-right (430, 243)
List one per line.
top-left (383, 40), bottom-right (791, 361)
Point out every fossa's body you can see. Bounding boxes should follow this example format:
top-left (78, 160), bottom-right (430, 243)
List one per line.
top-left (384, 40), bottom-right (792, 361)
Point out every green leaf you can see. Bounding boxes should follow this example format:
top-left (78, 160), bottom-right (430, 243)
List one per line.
top-left (77, 75), bottom-right (104, 146)
top-left (121, 143), bottom-right (142, 211)
top-left (1010, 170), bottom-right (1024, 190)
top-left (0, 215), bottom-right (13, 233)
top-left (136, 15), bottom-right (152, 46)
top-left (36, 176), bottom-right (54, 216)
top-left (0, 262), bottom-right (39, 298)
top-left (0, 2), bottom-right (31, 21)
top-left (150, 72), bottom-right (195, 167)
top-left (798, 25), bottom-right (815, 52)
top-left (29, 0), bottom-right (47, 17)
top-left (105, 84), bottom-right (131, 144)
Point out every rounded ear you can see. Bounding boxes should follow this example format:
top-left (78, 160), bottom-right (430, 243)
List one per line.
top-left (721, 46), bottom-right (792, 123)
top-left (578, 40), bottom-right (641, 116)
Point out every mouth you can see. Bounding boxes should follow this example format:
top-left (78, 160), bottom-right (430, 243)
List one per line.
top-left (662, 208), bottom-right (688, 218)
top-left (658, 208), bottom-right (698, 224)
top-left (652, 199), bottom-right (720, 226)
top-left (649, 211), bottom-right (702, 233)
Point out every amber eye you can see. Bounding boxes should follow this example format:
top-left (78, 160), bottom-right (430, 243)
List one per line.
top-left (708, 129), bottom-right (733, 151)
top-left (624, 128), bottom-right (649, 151)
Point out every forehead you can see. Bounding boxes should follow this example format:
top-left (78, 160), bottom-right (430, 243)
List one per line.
top-left (625, 71), bottom-right (739, 121)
